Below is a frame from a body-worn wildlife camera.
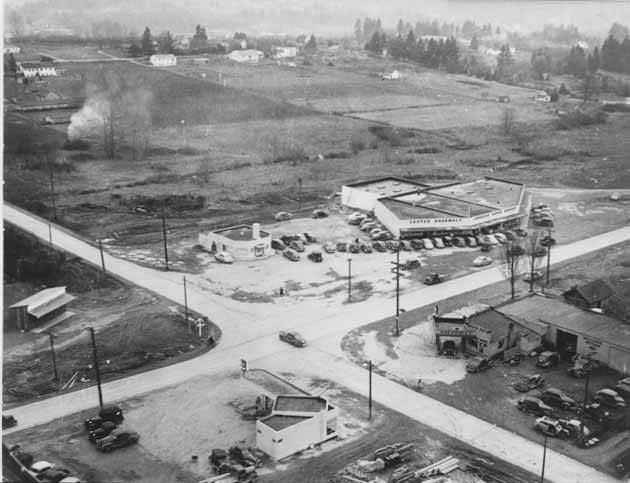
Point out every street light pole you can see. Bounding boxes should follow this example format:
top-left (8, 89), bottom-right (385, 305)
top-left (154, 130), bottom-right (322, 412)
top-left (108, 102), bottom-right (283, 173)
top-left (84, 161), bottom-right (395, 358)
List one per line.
top-left (368, 360), bottom-right (373, 421)
top-left (545, 229), bottom-right (552, 286)
top-left (395, 244), bottom-right (400, 337)
top-left (540, 434), bottom-right (548, 483)
top-left (47, 332), bottom-right (58, 383)
top-left (98, 239), bottom-right (106, 272)
top-left (183, 276), bottom-right (189, 324)
top-left (88, 327), bottom-right (104, 409)
top-left (347, 256), bottom-right (352, 302)
top-left (161, 205), bottom-right (169, 271)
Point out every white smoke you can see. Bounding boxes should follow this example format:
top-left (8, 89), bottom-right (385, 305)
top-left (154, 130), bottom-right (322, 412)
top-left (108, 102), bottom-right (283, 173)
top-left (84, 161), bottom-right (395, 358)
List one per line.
top-left (67, 94), bottom-right (111, 141)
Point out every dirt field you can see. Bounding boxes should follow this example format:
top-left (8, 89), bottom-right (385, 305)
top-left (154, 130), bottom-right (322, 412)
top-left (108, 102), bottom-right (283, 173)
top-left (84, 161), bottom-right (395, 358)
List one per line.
top-left (3, 226), bottom-right (220, 405)
top-left (4, 369), bottom-right (538, 483)
top-left (341, 241), bottom-right (630, 477)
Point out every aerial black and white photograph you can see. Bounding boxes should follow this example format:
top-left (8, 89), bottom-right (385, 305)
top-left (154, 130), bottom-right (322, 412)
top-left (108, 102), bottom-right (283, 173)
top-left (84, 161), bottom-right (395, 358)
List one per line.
top-left (1, 0), bottom-right (630, 482)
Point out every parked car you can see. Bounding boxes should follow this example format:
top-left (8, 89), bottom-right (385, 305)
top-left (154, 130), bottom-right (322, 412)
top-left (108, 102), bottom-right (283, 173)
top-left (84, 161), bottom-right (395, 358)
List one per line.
top-left (360, 243), bottom-right (373, 254)
top-left (38, 468), bottom-right (71, 483)
top-left (348, 212), bottom-right (367, 225)
top-left (517, 397), bottom-right (553, 416)
top-left (323, 242), bottom-right (336, 254)
top-left (271, 238), bottom-right (286, 251)
top-left (481, 234), bottom-right (499, 246)
top-left (523, 270), bottom-right (543, 283)
top-left (295, 233), bottom-right (309, 244)
top-left (96, 429), bottom-right (140, 453)
top-left (533, 246), bottom-right (548, 258)
top-left (59, 478), bottom-right (82, 483)
top-left (289, 240), bottom-right (305, 252)
top-left (453, 237), bottom-right (467, 248)
top-left (279, 330), bottom-right (306, 348)
top-left (540, 388), bottom-right (578, 410)
top-left (30, 461), bottom-right (54, 475)
top-left (274, 211), bottom-right (292, 221)
top-left (594, 388), bottom-right (626, 408)
top-left (214, 251), bottom-right (235, 264)
top-left (370, 230), bottom-right (387, 240)
top-left (385, 240), bottom-right (399, 252)
top-left (348, 243), bottom-right (360, 254)
top-left (84, 406), bottom-right (124, 431)
top-left (400, 240), bottom-right (412, 251)
top-left (303, 232), bottom-right (317, 243)
top-left (466, 356), bottom-right (490, 373)
top-left (88, 421), bottom-right (117, 443)
top-left (582, 402), bottom-right (612, 423)
top-left (614, 377), bottom-right (630, 398)
top-left (360, 221), bottom-right (377, 232)
top-left (423, 273), bottom-right (443, 285)
top-left (503, 231), bottom-right (516, 241)
top-left (515, 228), bottom-right (528, 237)
top-left (423, 238), bottom-right (435, 250)
top-left (283, 248), bottom-right (300, 261)
top-left (508, 244), bottom-right (525, 256)
top-left (336, 242), bottom-right (348, 252)
top-left (312, 209), bottom-right (329, 219)
top-left (307, 251), bottom-right (323, 263)
top-left (466, 236), bottom-right (478, 248)
top-left (473, 256), bottom-right (493, 267)
top-left (534, 416), bottom-right (570, 438)
top-left (559, 418), bottom-right (592, 439)
top-left (540, 235), bottom-right (556, 247)
top-left (442, 235), bottom-right (453, 247)
top-left (3, 415), bottom-right (17, 429)
top-left (401, 259), bottom-right (421, 270)
top-left (372, 241), bottom-right (387, 252)
top-left (440, 340), bottom-right (457, 357)
top-left (480, 244), bottom-right (492, 252)
top-left (432, 237), bottom-right (445, 249)
top-left (280, 234), bottom-right (298, 246)
top-left (514, 374), bottom-right (545, 393)
top-left (494, 233), bottom-right (507, 244)
top-left (536, 351), bottom-right (560, 368)
top-left (567, 355), bottom-right (595, 378)
top-left (410, 239), bottom-right (425, 250)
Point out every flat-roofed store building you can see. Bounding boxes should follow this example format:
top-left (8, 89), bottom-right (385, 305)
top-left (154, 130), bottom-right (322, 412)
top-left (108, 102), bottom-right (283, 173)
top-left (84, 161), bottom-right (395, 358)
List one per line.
top-left (9, 286), bottom-right (75, 331)
top-left (256, 395), bottom-right (338, 460)
top-left (198, 223), bottom-right (272, 260)
top-left (342, 176), bottom-right (528, 238)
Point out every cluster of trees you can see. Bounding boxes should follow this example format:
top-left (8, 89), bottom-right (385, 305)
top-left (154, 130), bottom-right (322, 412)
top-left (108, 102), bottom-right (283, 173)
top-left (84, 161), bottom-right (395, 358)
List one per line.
top-left (127, 26), bottom-right (175, 57)
top-left (354, 17), bottom-right (383, 43)
top-left (600, 34), bottom-right (630, 74)
top-left (383, 32), bottom-right (460, 71)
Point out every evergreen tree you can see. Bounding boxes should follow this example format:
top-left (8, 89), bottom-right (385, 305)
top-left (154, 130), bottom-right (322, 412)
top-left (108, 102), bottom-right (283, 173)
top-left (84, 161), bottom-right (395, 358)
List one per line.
top-left (587, 46), bottom-right (600, 73)
top-left (190, 25), bottom-right (209, 53)
top-left (354, 18), bottom-right (362, 42)
top-left (6, 53), bottom-right (17, 73)
top-left (305, 34), bottom-right (317, 51)
top-left (531, 48), bottom-right (552, 79)
top-left (495, 44), bottom-right (514, 81)
top-left (397, 19), bottom-right (405, 37)
top-left (141, 27), bottom-right (154, 56)
top-left (469, 35), bottom-right (479, 51)
top-left (158, 31), bottom-right (174, 54)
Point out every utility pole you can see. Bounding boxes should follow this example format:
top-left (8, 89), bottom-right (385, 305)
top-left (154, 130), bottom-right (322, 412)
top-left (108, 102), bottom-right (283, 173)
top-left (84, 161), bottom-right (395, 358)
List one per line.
top-left (48, 154), bottom-right (57, 221)
top-left (545, 229), bottom-right (552, 286)
top-left (368, 360), bottom-right (373, 421)
top-left (88, 327), bottom-right (104, 409)
top-left (98, 240), bottom-right (106, 271)
top-left (540, 434), bottom-right (548, 483)
top-left (390, 243), bottom-right (401, 337)
top-left (48, 223), bottom-right (53, 245)
top-left (347, 256), bottom-right (352, 302)
top-left (161, 205), bottom-right (169, 271)
top-left (183, 276), bottom-right (189, 324)
top-left (47, 332), bottom-right (58, 383)
top-left (298, 177), bottom-right (303, 212)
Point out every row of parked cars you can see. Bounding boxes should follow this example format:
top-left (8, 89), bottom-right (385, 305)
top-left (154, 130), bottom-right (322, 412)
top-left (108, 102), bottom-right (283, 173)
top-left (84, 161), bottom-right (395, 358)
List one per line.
top-left (8, 445), bottom-right (82, 483)
top-left (84, 405), bottom-right (139, 453)
top-left (531, 204), bottom-right (554, 228)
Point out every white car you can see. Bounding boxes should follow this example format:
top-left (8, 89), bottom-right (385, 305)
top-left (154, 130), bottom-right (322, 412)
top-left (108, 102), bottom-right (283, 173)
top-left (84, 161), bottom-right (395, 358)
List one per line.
top-left (482, 234), bottom-right (499, 245)
top-left (473, 256), bottom-right (493, 267)
top-left (274, 211), bottom-right (292, 221)
top-left (60, 478), bottom-right (82, 483)
top-left (432, 237), bottom-right (445, 249)
top-left (31, 461), bottom-right (54, 474)
top-left (214, 251), bottom-right (235, 264)
top-left (494, 233), bottom-right (508, 244)
top-left (423, 239), bottom-right (434, 250)
top-left (348, 212), bottom-right (367, 225)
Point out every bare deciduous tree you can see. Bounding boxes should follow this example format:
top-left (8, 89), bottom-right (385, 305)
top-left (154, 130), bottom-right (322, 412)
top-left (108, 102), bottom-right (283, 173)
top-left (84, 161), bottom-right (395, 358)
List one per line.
top-left (501, 240), bottom-right (524, 299)
top-left (525, 230), bottom-right (545, 293)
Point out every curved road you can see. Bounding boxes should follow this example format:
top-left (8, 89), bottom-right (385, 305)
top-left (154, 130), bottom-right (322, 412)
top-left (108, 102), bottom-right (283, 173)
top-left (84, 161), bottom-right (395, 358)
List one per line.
top-left (4, 203), bottom-right (629, 482)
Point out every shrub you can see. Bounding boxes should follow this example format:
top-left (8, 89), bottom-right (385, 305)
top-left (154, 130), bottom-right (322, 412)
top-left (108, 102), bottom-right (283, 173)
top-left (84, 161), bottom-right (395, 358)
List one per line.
top-left (555, 107), bottom-right (607, 130)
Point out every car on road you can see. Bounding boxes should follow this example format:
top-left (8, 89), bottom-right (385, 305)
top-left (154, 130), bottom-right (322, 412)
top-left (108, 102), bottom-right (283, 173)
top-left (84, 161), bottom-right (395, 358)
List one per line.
top-left (336, 242), bottom-right (348, 252)
top-left (523, 270), bottom-right (543, 283)
top-left (472, 256), bottom-right (493, 267)
top-left (214, 251), bottom-right (235, 264)
top-left (96, 429), bottom-right (140, 453)
top-left (534, 416), bottom-right (570, 438)
top-left (312, 209), bottom-right (329, 219)
top-left (348, 243), bottom-right (360, 254)
top-left (466, 236), bottom-right (477, 248)
top-left (372, 241), bottom-right (387, 252)
top-left (423, 239), bottom-right (434, 250)
top-left (423, 273), bottom-right (443, 285)
top-left (453, 237), bottom-right (466, 248)
top-left (271, 239), bottom-right (286, 251)
top-left (279, 330), bottom-right (306, 347)
top-left (289, 240), bottom-right (305, 252)
top-left (323, 242), bottom-right (336, 254)
top-left (432, 237), bottom-right (445, 249)
top-left (540, 388), bottom-right (578, 410)
top-left (283, 248), bottom-right (300, 261)
top-left (536, 351), bottom-right (559, 368)
top-left (615, 377), bottom-right (630, 398)
top-left (360, 243), bottom-right (373, 254)
top-left (307, 251), bottom-right (323, 263)
top-left (410, 239), bottom-right (425, 250)
top-left (3, 414), bottom-right (17, 429)
top-left (517, 397), bottom-right (553, 416)
top-left (466, 356), bottom-right (490, 373)
top-left (594, 388), bottom-right (626, 408)
top-left (274, 211), bottom-right (292, 221)
top-left (567, 355), bottom-right (595, 378)
top-left (514, 374), bottom-right (545, 393)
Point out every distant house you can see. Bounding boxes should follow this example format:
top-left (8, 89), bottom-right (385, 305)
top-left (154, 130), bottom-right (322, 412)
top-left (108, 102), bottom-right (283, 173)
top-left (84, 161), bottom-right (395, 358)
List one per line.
top-left (3, 45), bottom-right (21, 54)
top-left (272, 46), bottom-right (297, 59)
top-left (9, 287), bottom-right (75, 331)
top-left (256, 394), bottom-right (338, 460)
top-left (381, 70), bottom-right (401, 80)
top-left (564, 279), bottom-right (615, 310)
top-left (18, 62), bottom-right (57, 78)
top-left (533, 91), bottom-right (551, 103)
top-left (226, 49), bottom-right (264, 63)
top-left (149, 54), bottom-right (177, 67)
top-left (198, 223), bottom-right (272, 260)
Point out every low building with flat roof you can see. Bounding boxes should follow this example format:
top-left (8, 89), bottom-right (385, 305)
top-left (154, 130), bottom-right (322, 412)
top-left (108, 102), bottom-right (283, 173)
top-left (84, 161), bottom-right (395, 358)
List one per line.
top-left (341, 177), bottom-right (429, 212)
top-left (198, 223), bottom-right (272, 260)
top-left (9, 286), bottom-right (75, 331)
top-left (256, 394), bottom-right (338, 460)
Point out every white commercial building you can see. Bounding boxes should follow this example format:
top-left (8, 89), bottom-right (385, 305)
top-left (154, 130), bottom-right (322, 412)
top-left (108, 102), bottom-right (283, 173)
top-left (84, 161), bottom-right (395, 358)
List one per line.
top-left (149, 54), bottom-right (177, 67)
top-left (227, 49), bottom-right (264, 63)
top-left (4, 45), bottom-right (21, 54)
top-left (342, 176), bottom-right (528, 238)
top-left (198, 223), bottom-right (272, 260)
top-left (273, 46), bottom-right (297, 59)
top-left (18, 63), bottom-right (57, 78)
top-left (256, 395), bottom-right (338, 460)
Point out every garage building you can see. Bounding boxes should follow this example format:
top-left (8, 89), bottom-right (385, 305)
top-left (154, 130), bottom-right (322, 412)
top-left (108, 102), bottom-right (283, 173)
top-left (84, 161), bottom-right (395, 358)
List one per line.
top-left (9, 286), bottom-right (75, 331)
top-left (198, 223), bottom-right (272, 261)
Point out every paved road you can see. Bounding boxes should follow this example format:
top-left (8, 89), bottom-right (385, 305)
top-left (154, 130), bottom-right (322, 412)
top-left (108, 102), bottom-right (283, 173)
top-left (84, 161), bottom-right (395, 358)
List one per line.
top-left (4, 203), bottom-right (629, 482)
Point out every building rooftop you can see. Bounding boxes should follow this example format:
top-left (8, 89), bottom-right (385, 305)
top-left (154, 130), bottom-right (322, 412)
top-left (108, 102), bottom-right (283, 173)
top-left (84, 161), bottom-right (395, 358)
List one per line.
top-left (9, 287), bottom-right (74, 315)
top-left (468, 308), bottom-right (514, 341)
top-left (213, 224), bottom-right (269, 241)
top-left (388, 192), bottom-right (494, 218)
top-left (429, 178), bottom-right (524, 210)
top-left (497, 295), bottom-right (630, 350)
top-left (570, 279), bottom-right (615, 305)
top-left (260, 414), bottom-right (311, 431)
top-left (274, 395), bottom-right (327, 413)
top-left (345, 177), bottom-right (428, 197)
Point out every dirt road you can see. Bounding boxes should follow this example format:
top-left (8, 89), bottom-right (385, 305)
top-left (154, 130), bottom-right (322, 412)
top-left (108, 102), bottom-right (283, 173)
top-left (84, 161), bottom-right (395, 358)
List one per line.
top-left (4, 202), bottom-right (629, 482)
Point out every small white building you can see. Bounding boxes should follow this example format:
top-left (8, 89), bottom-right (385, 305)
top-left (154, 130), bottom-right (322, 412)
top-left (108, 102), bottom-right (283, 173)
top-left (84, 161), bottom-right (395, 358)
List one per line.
top-left (150, 54), bottom-right (177, 67)
top-left (381, 70), bottom-right (401, 80)
top-left (18, 62), bottom-right (57, 78)
top-left (198, 223), bottom-right (272, 260)
top-left (227, 49), bottom-right (264, 63)
top-left (273, 46), bottom-right (298, 59)
top-left (4, 45), bottom-right (21, 54)
top-left (256, 395), bottom-right (338, 460)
